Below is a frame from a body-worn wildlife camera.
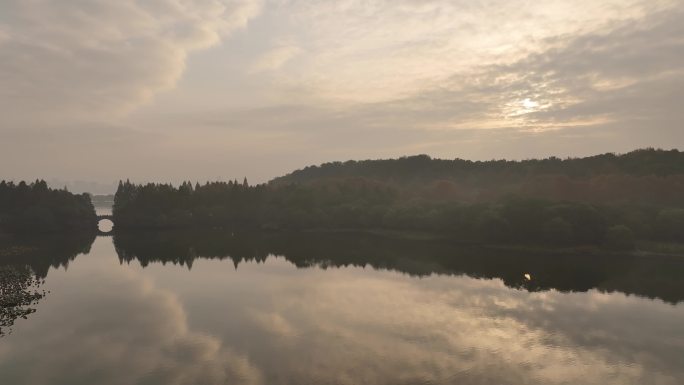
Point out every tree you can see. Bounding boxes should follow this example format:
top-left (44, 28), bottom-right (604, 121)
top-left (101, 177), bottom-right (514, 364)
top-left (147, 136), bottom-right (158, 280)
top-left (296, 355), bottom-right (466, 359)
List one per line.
top-left (0, 180), bottom-right (97, 234)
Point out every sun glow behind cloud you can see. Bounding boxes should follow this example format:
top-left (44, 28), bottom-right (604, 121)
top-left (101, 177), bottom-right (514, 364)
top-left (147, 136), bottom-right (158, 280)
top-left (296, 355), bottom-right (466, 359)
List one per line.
top-left (255, 0), bottom-right (676, 103)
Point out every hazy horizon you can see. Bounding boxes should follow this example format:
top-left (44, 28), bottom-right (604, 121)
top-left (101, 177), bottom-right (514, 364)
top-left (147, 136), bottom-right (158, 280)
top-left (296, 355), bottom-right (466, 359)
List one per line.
top-left (22, 147), bottom-right (675, 195)
top-left (2, 1), bottom-right (683, 185)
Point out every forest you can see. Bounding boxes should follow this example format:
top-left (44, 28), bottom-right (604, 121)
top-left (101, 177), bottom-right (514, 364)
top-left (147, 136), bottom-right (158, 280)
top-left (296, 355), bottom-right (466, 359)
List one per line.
top-left (0, 180), bottom-right (97, 234)
top-left (113, 149), bottom-right (684, 249)
top-left (273, 148), bottom-right (684, 206)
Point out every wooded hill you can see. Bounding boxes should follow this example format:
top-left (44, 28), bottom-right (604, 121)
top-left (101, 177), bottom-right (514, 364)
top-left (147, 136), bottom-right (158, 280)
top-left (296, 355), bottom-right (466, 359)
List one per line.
top-left (113, 149), bottom-right (684, 248)
top-left (272, 148), bottom-right (684, 207)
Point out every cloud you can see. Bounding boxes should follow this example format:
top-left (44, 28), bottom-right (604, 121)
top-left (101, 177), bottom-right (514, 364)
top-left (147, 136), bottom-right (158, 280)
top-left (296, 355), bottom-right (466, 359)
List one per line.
top-left (308, 2), bottom-right (684, 135)
top-left (0, 0), bottom-right (261, 126)
top-left (1, 0), bottom-right (683, 183)
top-left (259, 0), bottom-right (677, 103)
top-left (127, 0), bottom-right (683, 169)
top-left (250, 45), bottom-right (301, 72)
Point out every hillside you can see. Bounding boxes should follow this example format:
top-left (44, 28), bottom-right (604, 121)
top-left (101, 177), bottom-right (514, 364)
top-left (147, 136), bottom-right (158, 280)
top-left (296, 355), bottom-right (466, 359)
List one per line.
top-left (271, 149), bottom-right (684, 206)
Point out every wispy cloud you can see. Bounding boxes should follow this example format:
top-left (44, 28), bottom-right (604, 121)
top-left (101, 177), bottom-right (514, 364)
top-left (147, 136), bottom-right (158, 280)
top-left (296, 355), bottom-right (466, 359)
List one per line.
top-left (257, 0), bottom-right (677, 102)
top-left (0, 0), bottom-right (262, 126)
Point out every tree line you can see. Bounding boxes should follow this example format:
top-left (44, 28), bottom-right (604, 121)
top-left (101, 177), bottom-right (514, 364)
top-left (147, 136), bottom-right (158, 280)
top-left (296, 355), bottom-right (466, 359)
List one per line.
top-left (277, 148), bottom-right (684, 181)
top-left (0, 180), bottom-right (97, 234)
top-left (113, 149), bottom-right (684, 249)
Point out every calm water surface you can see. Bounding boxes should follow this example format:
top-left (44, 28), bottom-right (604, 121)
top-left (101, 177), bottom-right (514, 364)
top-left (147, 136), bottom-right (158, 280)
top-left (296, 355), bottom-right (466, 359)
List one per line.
top-left (1, 226), bottom-right (683, 385)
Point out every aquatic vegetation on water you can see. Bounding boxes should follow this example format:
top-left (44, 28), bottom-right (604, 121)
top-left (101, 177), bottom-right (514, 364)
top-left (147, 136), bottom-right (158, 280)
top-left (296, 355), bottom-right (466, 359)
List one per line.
top-left (0, 265), bottom-right (45, 337)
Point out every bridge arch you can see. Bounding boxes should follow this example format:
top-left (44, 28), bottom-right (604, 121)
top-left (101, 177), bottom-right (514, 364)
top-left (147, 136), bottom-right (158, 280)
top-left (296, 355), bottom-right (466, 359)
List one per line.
top-left (97, 215), bottom-right (115, 236)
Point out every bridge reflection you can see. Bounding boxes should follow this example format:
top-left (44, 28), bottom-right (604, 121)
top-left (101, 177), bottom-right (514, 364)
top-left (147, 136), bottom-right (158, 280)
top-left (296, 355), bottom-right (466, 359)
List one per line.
top-left (96, 215), bottom-right (114, 236)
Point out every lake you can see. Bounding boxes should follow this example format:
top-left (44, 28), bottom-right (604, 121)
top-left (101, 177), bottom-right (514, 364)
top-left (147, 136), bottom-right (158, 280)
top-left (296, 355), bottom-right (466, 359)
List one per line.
top-left (1, 225), bottom-right (683, 384)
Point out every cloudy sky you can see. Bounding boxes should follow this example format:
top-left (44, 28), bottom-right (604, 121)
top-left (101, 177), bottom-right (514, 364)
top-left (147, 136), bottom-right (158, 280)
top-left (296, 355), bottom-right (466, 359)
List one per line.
top-left (1, 0), bottom-right (683, 187)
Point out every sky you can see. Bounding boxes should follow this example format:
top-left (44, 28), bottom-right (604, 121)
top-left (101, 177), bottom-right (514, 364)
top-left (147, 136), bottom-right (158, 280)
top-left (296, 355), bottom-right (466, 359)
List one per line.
top-left (1, 0), bottom-right (683, 190)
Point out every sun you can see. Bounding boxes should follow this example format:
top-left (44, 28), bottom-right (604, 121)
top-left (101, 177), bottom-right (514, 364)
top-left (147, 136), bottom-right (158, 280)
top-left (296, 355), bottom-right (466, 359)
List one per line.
top-left (521, 98), bottom-right (539, 109)
top-left (502, 97), bottom-right (546, 119)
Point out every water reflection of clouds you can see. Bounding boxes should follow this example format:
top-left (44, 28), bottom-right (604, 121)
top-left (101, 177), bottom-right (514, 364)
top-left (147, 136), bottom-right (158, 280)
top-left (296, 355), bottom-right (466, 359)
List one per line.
top-left (1, 253), bottom-right (683, 385)
top-left (235, 264), bottom-right (684, 385)
top-left (0, 262), bottom-right (262, 385)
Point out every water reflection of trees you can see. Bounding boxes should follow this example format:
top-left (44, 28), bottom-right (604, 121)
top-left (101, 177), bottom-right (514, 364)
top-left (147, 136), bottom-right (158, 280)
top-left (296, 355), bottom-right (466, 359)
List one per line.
top-left (0, 232), bottom-right (96, 335)
top-left (114, 230), bottom-right (684, 304)
top-left (0, 233), bottom-right (96, 278)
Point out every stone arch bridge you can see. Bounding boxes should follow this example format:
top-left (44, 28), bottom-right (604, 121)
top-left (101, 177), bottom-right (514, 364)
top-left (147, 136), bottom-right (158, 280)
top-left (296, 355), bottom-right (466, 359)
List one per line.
top-left (96, 214), bottom-right (115, 236)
